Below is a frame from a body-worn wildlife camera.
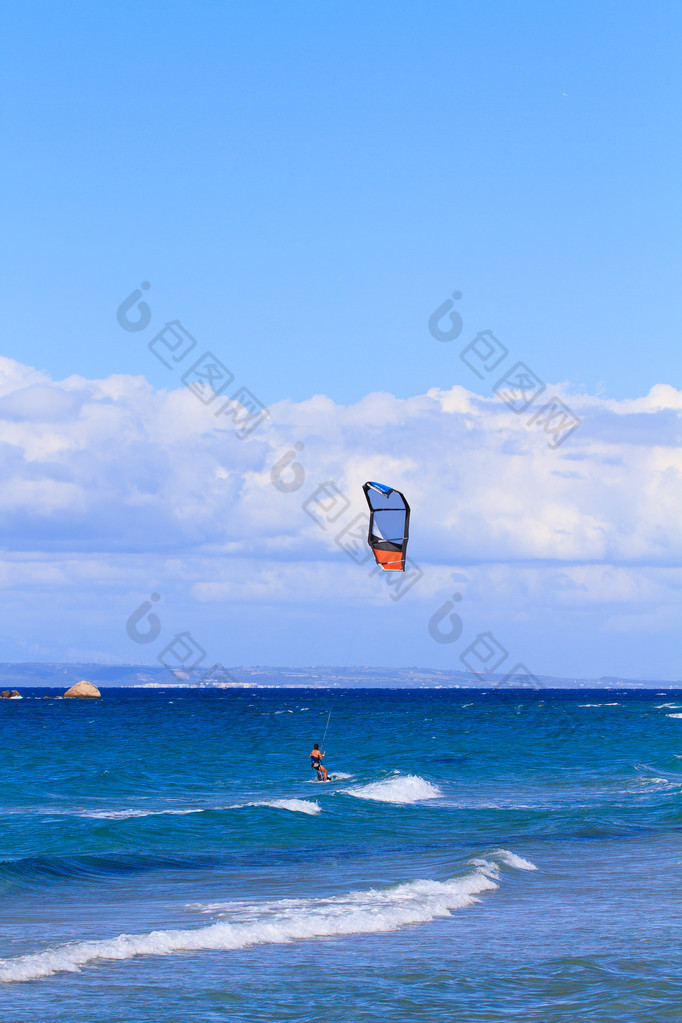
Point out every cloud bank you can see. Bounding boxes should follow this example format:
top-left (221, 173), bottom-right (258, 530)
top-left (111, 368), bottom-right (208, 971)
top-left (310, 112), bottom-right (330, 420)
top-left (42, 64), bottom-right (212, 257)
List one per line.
top-left (0, 356), bottom-right (679, 675)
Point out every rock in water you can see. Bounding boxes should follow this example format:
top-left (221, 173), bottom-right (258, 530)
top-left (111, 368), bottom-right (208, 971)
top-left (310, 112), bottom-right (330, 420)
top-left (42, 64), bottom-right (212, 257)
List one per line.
top-left (1, 690), bottom-right (21, 699)
top-left (64, 680), bottom-right (101, 699)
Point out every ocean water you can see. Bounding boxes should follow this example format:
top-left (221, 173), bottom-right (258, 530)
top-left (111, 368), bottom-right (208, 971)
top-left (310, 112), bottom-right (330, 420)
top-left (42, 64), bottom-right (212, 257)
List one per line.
top-left (1, 686), bottom-right (681, 1022)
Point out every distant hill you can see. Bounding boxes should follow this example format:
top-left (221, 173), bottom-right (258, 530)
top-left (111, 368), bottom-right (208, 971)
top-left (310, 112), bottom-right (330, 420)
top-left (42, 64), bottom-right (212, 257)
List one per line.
top-left (0, 663), bottom-right (678, 689)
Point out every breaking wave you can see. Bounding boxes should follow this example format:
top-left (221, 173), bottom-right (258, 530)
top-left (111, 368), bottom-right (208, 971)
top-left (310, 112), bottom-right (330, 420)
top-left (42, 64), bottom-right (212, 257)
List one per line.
top-left (342, 775), bottom-right (442, 804)
top-left (83, 808), bottom-right (202, 820)
top-left (0, 852), bottom-right (534, 983)
top-left (234, 799), bottom-right (321, 815)
top-left (471, 849), bottom-right (537, 871)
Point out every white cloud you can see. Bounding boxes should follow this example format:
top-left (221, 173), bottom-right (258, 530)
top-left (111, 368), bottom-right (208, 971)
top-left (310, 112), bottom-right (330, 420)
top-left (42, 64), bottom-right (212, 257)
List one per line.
top-left (0, 356), bottom-right (679, 568)
top-left (0, 355), bottom-right (679, 674)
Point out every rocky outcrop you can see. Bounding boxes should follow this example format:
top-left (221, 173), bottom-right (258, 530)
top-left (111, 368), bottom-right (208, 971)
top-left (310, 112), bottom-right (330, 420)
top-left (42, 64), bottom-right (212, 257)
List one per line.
top-left (0, 690), bottom-right (21, 699)
top-left (64, 680), bottom-right (101, 699)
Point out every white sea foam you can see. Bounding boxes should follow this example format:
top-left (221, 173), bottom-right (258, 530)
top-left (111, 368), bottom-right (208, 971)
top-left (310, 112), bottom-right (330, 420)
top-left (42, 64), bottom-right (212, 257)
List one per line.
top-left (263, 799), bottom-right (321, 815)
top-left (487, 848), bottom-right (538, 871)
top-left (235, 799), bottom-right (321, 815)
top-left (656, 703), bottom-right (682, 709)
top-left (306, 772), bottom-right (353, 783)
top-left (470, 847), bottom-right (539, 871)
top-left (0, 852), bottom-right (535, 983)
top-left (83, 808), bottom-right (203, 820)
top-left (88, 800), bottom-right (323, 819)
top-left (342, 775), bottom-right (442, 804)
top-left (667, 714), bottom-right (682, 719)
top-left (622, 777), bottom-right (682, 795)
top-left (304, 773), bottom-right (353, 784)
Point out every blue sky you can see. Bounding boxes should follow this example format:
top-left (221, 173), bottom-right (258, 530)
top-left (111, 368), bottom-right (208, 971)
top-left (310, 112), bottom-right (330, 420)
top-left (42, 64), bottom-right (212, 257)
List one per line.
top-left (1, 1), bottom-right (680, 677)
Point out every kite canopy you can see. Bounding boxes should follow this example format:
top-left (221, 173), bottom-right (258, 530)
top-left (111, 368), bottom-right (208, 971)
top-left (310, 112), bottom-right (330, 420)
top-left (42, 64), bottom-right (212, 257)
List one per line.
top-left (362, 482), bottom-right (410, 572)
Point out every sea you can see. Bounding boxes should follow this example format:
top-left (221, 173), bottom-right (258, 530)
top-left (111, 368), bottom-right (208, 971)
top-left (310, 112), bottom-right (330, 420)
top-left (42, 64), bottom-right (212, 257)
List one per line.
top-left (1, 686), bottom-right (681, 1022)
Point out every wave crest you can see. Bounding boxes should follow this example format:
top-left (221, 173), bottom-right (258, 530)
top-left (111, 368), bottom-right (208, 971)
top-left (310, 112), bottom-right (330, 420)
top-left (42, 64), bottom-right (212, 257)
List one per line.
top-left (342, 774), bottom-right (442, 804)
top-left (259, 799), bottom-right (321, 815)
top-left (229, 799), bottom-right (321, 815)
top-left (0, 852), bottom-right (534, 983)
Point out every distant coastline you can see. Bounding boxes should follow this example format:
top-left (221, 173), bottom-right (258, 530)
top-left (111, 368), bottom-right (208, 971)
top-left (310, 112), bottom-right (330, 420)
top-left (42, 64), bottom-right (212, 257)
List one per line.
top-left (0, 663), bottom-right (678, 690)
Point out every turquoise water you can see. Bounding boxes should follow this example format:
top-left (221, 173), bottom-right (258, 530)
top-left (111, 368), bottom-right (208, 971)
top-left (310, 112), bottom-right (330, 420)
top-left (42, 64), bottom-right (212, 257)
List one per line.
top-left (1, 687), bottom-right (681, 1021)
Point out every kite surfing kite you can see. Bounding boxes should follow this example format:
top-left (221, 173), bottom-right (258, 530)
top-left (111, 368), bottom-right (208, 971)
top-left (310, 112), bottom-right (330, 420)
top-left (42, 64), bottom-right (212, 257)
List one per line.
top-left (362, 482), bottom-right (410, 572)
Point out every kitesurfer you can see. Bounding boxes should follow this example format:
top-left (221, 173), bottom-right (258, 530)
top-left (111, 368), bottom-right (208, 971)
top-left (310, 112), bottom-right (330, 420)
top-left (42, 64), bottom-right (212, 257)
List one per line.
top-left (310, 743), bottom-right (328, 781)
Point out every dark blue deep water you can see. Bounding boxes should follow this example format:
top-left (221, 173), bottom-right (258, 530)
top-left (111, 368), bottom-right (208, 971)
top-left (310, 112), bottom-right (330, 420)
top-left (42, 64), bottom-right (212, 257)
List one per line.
top-left (1, 686), bottom-right (681, 1021)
